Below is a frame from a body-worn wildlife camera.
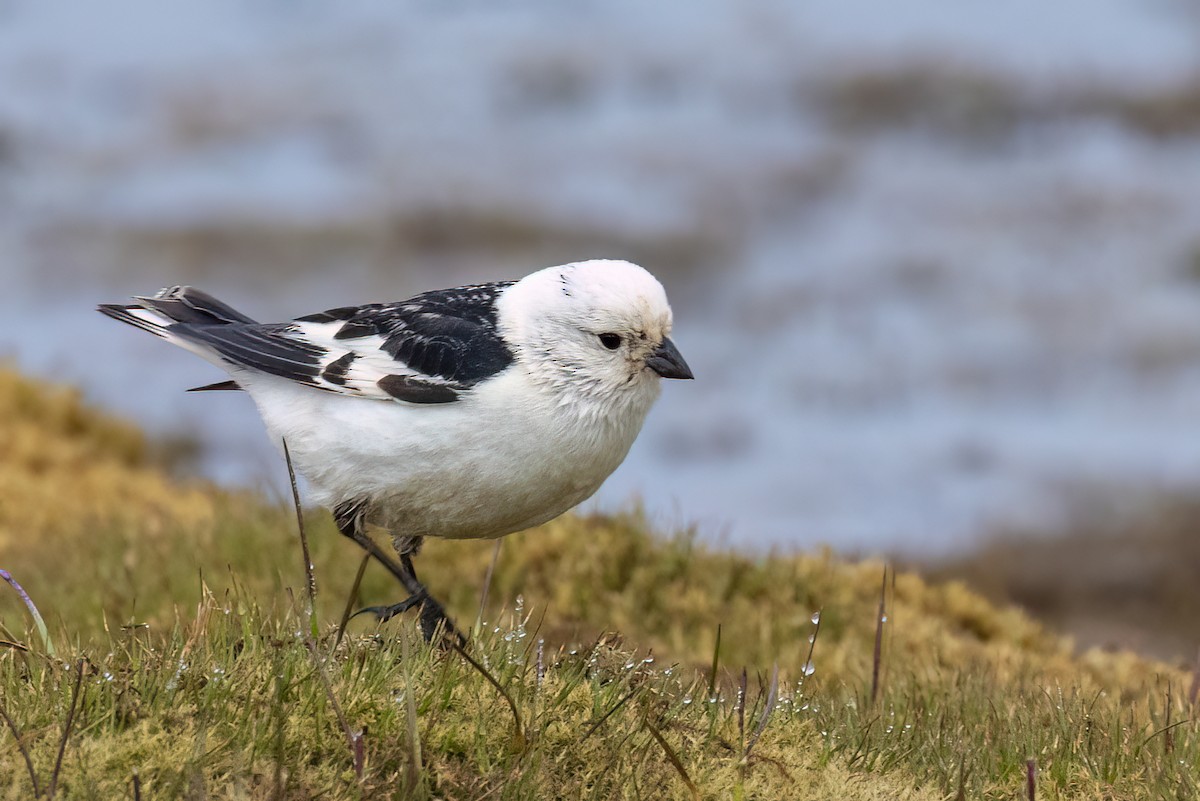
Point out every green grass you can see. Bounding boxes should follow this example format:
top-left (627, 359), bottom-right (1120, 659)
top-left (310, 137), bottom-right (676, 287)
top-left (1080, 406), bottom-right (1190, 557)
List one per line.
top-left (1, 368), bottom-right (1197, 799)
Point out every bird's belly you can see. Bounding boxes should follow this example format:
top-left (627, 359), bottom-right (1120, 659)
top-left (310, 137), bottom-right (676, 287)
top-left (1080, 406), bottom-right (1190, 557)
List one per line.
top-left (249, 373), bottom-right (646, 540)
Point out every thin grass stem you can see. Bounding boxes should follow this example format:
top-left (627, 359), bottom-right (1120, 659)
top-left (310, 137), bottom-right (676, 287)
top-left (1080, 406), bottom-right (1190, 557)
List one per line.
top-left (0, 569), bottom-right (54, 658)
top-left (304, 640), bottom-right (362, 781)
top-left (449, 639), bottom-right (525, 750)
top-left (336, 554), bottom-right (371, 647)
top-left (283, 439), bottom-right (319, 641)
top-left (870, 564), bottom-right (887, 707)
top-left (476, 539), bottom-right (502, 633)
top-left (644, 716), bottom-right (700, 801)
top-left (47, 659), bottom-right (85, 799)
top-left (707, 623), bottom-right (721, 700)
top-left (745, 663), bottom-right (779, 758)
top-left (0, 697), bottom-right (40, 797)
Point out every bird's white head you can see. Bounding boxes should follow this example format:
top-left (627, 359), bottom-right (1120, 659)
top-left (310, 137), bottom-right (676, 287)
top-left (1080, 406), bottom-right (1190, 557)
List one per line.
top-left (497, 259), bottom-right (692, 418)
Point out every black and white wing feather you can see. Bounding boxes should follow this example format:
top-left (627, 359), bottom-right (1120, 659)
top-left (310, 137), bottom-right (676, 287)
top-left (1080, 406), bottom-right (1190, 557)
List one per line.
top-left (99, 282), bottom-right (516, 404)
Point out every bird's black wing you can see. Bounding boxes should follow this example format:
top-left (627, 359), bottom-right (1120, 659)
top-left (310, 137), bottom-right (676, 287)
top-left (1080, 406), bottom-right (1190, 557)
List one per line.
top-left (105, 282), bottom-right (517, 404)
top-left (283, 280), bottom-right (518, 402)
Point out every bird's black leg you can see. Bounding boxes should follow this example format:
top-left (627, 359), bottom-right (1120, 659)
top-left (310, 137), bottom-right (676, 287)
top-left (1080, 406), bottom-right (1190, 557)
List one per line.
top-left (333, 500), bottom-right (464, 646)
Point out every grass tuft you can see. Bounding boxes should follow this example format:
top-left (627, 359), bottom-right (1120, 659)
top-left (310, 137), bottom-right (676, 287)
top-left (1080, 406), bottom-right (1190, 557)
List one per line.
top-left (2, 368), bottom-right (1197, 798)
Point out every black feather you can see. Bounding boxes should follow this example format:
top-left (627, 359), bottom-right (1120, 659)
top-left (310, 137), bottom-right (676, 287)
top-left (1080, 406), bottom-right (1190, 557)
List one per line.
top-left (321, 352), bottom-right (357, 386)
top-left (377, 374), bottom-right (459, 404)
top-left (187, 380), bottom-right (242, 392)
top-left (97, 304), bottom-right (168, 337)
top-left (295, 306), bottom-right (359, 324)
top-left (139, 286), bottom-right (258, 325)
top-left (176, 323), bottom-right (325, 385)
top-left (333, 321), bottom-right (377, 340)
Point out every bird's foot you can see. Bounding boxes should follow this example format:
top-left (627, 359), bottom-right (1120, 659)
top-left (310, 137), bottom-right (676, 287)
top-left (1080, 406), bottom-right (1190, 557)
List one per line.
top-left (354, 594), bottom-right (424, 624)
top-left (354, 591), bottom-right (466, 647)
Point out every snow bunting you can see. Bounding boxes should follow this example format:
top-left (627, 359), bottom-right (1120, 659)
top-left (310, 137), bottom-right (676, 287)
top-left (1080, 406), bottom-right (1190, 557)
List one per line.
top-left (99, 259), bottom-right (692, 640)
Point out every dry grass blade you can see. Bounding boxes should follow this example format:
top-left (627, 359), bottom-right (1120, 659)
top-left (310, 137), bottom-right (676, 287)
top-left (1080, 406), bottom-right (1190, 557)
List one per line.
top-left (707, 623), bottom-right (721, 699)
top-left (283, 439), bottom-right (319, 641)
top-left (47, 660), bottom-right (85, 799)
top-left (583, 687), bottom-right (640, 740)
top-left (270, 648), bottom-right (287, 801)
top-left (400, 633), bottom-right (423, 790)
top-left (745, 663), bottom-right (779, 758)
top-left (336, 554), bottom-right (371, 647)
top-left (449, 639), bottom-right (525, 750)
top-left (1139, 717), bottom-right (1190, 751)
top-left (0, 568), bottom-right (55, 658)
top-left (870, 565), bottom-right (887, 707)
top-left (800, 609), bottom-right (821, 694)
top-left (1165, 685), bottom-right (1174, 755)
top-left (644, 716), bottom-right (700, 801)
top-left (0, 697), bottom-right (40, 796)
top-left (736, 668), bottom-right (748, 747)
top-left (476, 539), bottom-right (503, 631)
top-left (954, 754), bottom-right (968, 801)
top-left (353, 727), bottom-right (366, 781)
top-left (304, 640), bottom-right (361, 780)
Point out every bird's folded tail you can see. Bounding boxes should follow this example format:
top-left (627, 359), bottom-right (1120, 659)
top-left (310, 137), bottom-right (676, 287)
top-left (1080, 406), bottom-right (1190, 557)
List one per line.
top-left (98, 285), bottom-right (258, 338)
top-left (99, 287), bottom-right (258, 392)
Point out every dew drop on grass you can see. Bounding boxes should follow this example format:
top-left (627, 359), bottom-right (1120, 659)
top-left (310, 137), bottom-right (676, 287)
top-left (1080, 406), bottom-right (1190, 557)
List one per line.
top-left (810, 611), bottom-right (821, 625)
top-left (165, 659), bottom-right (189, 692)
top-left (802, 661), bottom-right (816, 676)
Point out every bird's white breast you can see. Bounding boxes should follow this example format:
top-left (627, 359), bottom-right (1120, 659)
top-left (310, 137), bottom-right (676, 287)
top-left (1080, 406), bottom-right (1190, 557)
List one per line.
top-left (240, 366), bottom-right (659, 540)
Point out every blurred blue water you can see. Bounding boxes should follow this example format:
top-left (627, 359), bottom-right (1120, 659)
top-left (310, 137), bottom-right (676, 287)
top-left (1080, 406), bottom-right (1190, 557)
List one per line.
top-left (4, 1), bottom-right (1200, 554)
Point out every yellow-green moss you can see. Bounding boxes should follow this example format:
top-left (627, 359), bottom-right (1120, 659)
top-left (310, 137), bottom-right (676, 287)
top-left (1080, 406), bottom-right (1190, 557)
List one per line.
top-left (0, 367), bottom-right (212, 548)
top-left (0, 368), bottom-right (1192, 800)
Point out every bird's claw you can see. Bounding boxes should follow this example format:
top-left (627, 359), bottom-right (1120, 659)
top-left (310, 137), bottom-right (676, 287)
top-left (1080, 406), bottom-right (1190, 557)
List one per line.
top-left (352, 593), bottom-right (425, 623)
top-left (353, 592), bottom-right (466, 648)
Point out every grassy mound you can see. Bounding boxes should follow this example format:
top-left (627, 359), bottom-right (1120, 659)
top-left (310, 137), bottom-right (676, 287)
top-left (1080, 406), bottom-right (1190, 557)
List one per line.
top-left (0, 368), bottom-right (1193, 800)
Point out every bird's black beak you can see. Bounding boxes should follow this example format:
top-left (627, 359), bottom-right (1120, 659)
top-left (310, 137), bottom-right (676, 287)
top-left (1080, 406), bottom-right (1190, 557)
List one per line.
top-left (646, 337), bottom-right (694, 380)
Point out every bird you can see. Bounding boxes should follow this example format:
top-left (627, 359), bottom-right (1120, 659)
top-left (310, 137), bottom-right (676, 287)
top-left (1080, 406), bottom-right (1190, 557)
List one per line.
top-left (99, 259), bottom-right (693, 642)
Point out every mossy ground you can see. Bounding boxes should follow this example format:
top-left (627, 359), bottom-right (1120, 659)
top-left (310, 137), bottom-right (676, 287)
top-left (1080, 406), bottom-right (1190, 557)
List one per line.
top-left (0, 367), bottom-right (1196, 800)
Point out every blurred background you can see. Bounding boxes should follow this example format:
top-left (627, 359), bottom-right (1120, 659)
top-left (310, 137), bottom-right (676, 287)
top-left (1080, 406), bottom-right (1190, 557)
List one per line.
top-left (4, 1), bottom-right (1200, 654)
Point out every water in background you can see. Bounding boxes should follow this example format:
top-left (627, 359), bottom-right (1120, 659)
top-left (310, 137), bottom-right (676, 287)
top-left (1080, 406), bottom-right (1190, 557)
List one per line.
top-left (4, 1), bottom-right (1200, 554)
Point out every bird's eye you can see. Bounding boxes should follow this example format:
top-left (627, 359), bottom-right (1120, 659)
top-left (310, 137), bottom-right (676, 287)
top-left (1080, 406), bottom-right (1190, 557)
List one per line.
top-left (598, 333), bottom-right (622, 350)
